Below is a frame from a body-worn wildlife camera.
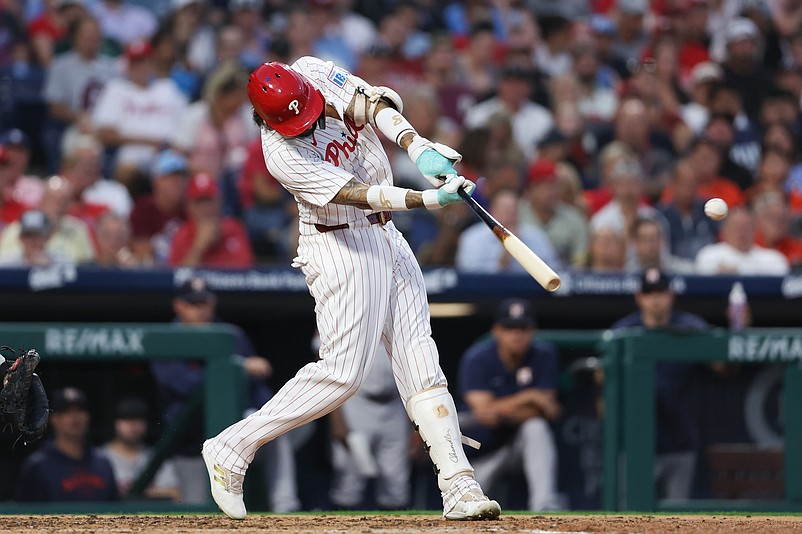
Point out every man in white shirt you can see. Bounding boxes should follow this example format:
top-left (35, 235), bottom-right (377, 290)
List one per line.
top-left (695, 206), bottom-right (790, 275)
top-left (92, 40), bottom-right (188, 186)
top-left (464, 66), bottom-right (554, 160)
top-left (43, 16), bottom-right (119, 140)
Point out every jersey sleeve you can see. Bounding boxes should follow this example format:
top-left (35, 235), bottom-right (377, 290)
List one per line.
top-left (264, 137), bottom-right (352, 207)
top-left (291, 56), bottom-right (358, 121)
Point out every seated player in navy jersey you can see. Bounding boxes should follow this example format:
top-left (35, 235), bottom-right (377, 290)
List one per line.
top-left (458, 299), bottom-right (563, 511)
top-left (16, 387), bottom-right (119, 502)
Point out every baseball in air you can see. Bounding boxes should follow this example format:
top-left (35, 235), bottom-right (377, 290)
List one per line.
top-left (704, 198), bottom-right (728, 221)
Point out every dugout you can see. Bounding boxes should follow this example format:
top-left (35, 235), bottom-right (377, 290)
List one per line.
top-left (0, 266), bottom-right (800, 512)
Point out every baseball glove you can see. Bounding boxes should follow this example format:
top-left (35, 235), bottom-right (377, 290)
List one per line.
top-left (0, 347), bottom-right (49, 445)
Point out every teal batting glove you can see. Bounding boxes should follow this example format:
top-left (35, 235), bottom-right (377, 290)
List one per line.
top-left (406, 135), bottom-right (462, 187)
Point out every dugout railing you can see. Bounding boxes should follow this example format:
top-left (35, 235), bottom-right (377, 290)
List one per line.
top-left (1, 325), bottom-right (801, 513)
top-left (601, 328), bottom-right (802, 512)
top-left (0, 323), bottom-right (245, 514)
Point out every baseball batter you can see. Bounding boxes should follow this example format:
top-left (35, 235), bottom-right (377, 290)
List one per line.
top-left (201, 57), bottom-right (501, 521)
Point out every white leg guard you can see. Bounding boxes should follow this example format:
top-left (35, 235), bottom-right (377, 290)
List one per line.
top-left (406, 386), bottom-right (474, 492)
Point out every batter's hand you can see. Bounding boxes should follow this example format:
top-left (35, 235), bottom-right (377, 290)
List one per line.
top-left (436, 175), bottom-right (476, 207)
top-left (407, 135), bottom-right (462, 187)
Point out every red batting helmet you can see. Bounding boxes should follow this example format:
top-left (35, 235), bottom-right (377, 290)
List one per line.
top-left (247, 62), bottom-right (325, 137)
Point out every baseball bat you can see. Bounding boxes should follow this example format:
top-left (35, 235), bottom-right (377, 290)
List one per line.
top-left (456, 187), bottom-right (561, 292)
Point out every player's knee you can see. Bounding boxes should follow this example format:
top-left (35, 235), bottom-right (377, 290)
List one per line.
top-left (519, 417), bottom-right (551, 442)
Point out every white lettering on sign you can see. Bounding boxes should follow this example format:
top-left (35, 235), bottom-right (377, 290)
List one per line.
top-left (728, 335), bottom-right (802, 362)
top-left (45, 328), bottom-right (145, 356)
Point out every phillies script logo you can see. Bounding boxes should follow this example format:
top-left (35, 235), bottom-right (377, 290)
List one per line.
top-left (316, 116), bottom-right (365, 167)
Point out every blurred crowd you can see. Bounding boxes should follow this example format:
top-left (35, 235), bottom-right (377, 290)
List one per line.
top-left (0, 0), bottom-right (801, 274)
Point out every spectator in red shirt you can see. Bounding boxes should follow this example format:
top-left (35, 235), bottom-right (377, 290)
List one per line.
top-left (130, 149), bottom-right (188, 266)
top-left (168, 172), bottom-right (253, 268)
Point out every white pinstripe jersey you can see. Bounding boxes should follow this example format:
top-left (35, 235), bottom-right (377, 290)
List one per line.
top-left (261, 56), bottom-right (393, 226)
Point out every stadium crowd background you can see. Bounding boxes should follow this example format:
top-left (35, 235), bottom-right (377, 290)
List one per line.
top-left (0, 0), bottom-right (800, 273)
top-left (0, 0), bottom-right (800, 513)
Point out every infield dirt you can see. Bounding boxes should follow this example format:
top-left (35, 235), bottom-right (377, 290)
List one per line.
top-left (1, 514), bottom-right (802, 534)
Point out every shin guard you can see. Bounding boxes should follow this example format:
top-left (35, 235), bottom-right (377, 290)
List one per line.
top-left (406, 387), bottom-right (473, 492)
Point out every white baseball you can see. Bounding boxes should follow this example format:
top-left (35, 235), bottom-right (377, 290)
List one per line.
top-left (704, 198), bottom-right (728, 221)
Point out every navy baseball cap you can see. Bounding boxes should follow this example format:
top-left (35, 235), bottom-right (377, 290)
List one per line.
top-left (51, 387), bottom-right (89, 412)
top-left (0, 128), bottom-right (29, 149)
top-left (640, 268), bottom-right (671, 293)
top-left (20, 210), bottom-right (51, 236)
top-left (176, 276), bottom-right (215, 303)
top-left (114, 397), bottom-right (148, 420)
top-left (152, 149), bottom-right (188, 177)
top-left (495, 299), bottom-right (536, 328)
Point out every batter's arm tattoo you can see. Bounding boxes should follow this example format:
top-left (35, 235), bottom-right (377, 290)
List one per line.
top-left (331, 179), bottom-right (427, 210)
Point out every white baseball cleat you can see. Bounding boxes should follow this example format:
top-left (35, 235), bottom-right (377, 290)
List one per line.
top-left (444, 490), bottom-right (502, 520)
top-left (202, 442), bottom-right (247, 520)
top-left (442, 476), bottom-right (501, 520)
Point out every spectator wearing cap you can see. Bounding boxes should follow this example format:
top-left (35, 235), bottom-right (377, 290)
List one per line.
top-left (464, 64), bottom-right (554, 160)
top-left (457, 298), bottom-right (562, 511)
top-left (129, 150), bottom-right (188, 266)
top-left (681, 61), bottom-right (724, 135)
top-left (16, 387), bottom-right (119, 502)
top-left (694, 205), bottom-right (789, 275)
top-left (42, 15), bottom-right (120, 170)
top-left (91, 38), bottom-right (188, 190)
top-left (0, 129), bottom-right (45, 224)
top-left (101, 397), bottom-right (181, 501)
top-left (90, 0), bottom-right (157, 46)
top-left (520, 159), bottom-right (589, 268)
top-left (657, 159), bottom-right (720, 261)
top-left (0, 175), bottom-right (94, 264)
top-left (457, 188), bottom-right (561, 274)
top-left (149, 275), bottom-right (300, 510)
top-left (610, 267), bottom-right (710, 500)
top-left (660, 135), bottom-right (745, 208)
top-left (720, 17), bottom-right (772, 120)
top-left (0, 209), bottom-right (71, 267)
top-left (168, 172), bottom-right (253, 268)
